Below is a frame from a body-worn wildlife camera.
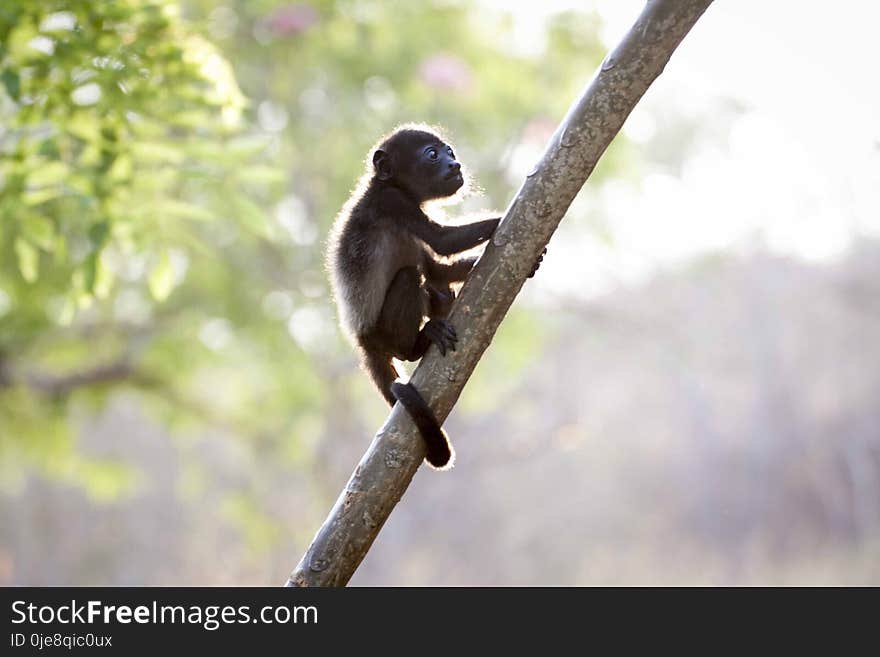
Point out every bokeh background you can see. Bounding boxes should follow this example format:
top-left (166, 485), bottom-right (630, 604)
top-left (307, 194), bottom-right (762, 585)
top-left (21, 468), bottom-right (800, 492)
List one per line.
top-left (1, 0), bottom-right (878, 585)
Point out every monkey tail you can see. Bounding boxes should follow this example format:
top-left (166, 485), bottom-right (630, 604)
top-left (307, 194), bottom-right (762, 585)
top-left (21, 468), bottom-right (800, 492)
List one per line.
top-left (360, 347), bottom-right (399, 406)
top-left (359, 347), bottom-right (454, 469)
top-left (390, 381), bottom-right (454, 469)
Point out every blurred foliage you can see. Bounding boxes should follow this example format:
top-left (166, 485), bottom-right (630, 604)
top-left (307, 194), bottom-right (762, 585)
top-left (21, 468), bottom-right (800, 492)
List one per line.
top-left (0, 0), bottom-right (285, 493)
top-left (2, 1), bottom-right (877, 587)
top-left (0, 1), bottom-right (607, 506)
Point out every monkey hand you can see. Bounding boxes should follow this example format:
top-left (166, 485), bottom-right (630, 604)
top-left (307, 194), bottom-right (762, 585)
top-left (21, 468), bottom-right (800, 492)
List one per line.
top-left (422, 319), bottom-right (457, 356)
top-left (480, 217), bottom-right (502, 241)
top-left (528, 247), bottom-right (547, 278)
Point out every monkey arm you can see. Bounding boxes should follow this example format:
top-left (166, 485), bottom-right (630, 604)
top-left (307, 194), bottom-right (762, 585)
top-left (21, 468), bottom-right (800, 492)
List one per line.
top-left (422, 251), bottom-right (480, 319)
top-left (408, 217), bottom-right (500, 256)
top-left (423, 254), bottom-right (478, 283)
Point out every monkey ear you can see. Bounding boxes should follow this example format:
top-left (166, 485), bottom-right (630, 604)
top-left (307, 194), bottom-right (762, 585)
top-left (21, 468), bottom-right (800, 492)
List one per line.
top-left (372, 149), bottom-right (393, 180)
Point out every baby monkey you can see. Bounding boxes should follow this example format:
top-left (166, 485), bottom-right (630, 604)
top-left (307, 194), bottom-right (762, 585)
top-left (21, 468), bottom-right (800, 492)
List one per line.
top-left (327, 125), bottom-right (501, 469)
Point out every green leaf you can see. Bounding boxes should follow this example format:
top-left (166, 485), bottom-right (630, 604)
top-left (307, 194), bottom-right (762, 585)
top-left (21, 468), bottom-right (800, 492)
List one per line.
top-left (156, 199), bottom-right (216, 222)
top-left (56, 295), bottom-right (76, 326)
top-left (20, 215), bottom-right (55, 251)
top-left (88, 221), bottom-right (110, 248)
top-left (93, 254), bottom-right (114, 299)
top-left (14, 238), bottom-right (39, 282)
top-left (225, 134), bottom-right (271, 157)
top-left (237, 165), bottom-right (287, 185)
top-left (6, 22), bottom-right (38, 63)
top-left (131, 141), bottom-right (186, 165)
top-left (233, 196), bottom-right (271, 238)
top-left (66, 112), bottom-right (101, 142)
top-left (82, 251), bottom-right (98, 294)
top-left (108, 155), bottom-right (132, 182)
top-left (22, 187), bottom-right (63, 206)
top-left (168, 110), bottom-right (213, 129)
top-left (79, 246), bottom-right (113, 299)
top-left (148, 250), bottom-right (175, 301)
top-left (66, 174), bottom-right (93, 196)
top-left (1, 70), bottom-right (20, 101)
top-left (27, 161), bottom-right (68, 187)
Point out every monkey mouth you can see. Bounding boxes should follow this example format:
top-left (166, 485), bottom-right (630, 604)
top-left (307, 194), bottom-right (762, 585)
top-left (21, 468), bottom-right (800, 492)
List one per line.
top-left (445, 171), bottom-right (464, 184)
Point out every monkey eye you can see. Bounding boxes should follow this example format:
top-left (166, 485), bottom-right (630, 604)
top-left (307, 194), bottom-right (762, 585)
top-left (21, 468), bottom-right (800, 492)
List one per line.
top-left (447, 147), bottom-right (455, 159)
top-left (424, 147), bottom-right (439, 161)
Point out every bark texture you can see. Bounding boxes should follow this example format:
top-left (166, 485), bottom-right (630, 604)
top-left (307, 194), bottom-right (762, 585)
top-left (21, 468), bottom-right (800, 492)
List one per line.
top-left (287, 0), bottom-right (715, 587)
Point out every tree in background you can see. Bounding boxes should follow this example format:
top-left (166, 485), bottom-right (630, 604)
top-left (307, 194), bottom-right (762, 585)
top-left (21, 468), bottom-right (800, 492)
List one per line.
top-left (4, 2), bottom-right (878, 587)
top-left (0, 1), bottom-right (605, 504)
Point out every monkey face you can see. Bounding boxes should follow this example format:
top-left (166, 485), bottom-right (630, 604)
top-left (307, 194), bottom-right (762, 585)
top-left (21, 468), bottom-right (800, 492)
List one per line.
top-left (395, 139), bottom-right (464, 201)
top-left (419, 141), bottom-right (464, 198)
top-left (373, 129), bottom-right (465, 201)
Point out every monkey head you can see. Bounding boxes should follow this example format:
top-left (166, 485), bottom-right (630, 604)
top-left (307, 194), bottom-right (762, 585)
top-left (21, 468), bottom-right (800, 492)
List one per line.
top-left (371, 126), bottom-right (465, 202)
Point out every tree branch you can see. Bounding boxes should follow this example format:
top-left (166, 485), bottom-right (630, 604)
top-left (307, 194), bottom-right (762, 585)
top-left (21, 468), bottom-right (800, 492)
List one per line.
top-left (287, 0), bottom-right (715, 587)
top-left (0, 356), bottom-right (153, 395)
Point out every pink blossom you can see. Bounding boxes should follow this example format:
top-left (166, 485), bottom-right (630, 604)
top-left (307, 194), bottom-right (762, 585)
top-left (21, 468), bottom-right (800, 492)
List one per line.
top-left (266, 4), bottom-right (319, 37)
top-left (418, 53), bottom-right (473, 93)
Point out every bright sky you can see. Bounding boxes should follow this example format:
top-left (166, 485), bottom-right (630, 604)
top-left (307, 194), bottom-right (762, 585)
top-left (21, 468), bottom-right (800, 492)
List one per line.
top-left (487, 0), bottom-right (880, 298)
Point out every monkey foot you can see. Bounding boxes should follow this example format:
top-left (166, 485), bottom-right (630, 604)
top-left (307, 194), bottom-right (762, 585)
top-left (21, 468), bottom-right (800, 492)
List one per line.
top-left (422, 319), bottom-right (457, 356)
top-left (528, 247), bottom-right (548, 278)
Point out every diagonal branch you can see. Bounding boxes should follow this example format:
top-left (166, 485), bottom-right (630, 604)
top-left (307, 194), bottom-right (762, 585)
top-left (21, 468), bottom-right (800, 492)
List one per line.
top-left (287, 0), bottom-right (715, 587)
top-left (0, 354), bottom-right (152, 395)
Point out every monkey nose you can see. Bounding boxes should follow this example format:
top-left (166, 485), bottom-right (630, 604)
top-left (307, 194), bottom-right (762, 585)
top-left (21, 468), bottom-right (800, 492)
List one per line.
top-left (449, 161), bottom-right (461, 173)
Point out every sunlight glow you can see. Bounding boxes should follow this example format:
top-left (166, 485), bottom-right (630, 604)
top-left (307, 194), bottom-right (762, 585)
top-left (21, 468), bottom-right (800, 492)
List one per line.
top-left (497, 0), bottom-right (880, 300)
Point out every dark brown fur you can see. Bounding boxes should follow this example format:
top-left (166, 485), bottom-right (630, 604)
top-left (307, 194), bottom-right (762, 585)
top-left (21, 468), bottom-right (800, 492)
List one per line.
top-left (327, 125), bottom-right (500, 469)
